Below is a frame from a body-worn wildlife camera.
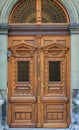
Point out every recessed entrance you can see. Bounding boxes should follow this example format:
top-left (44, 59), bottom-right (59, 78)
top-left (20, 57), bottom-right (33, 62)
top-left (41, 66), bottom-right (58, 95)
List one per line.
top-left (8, 0), bottom-right (70, 128)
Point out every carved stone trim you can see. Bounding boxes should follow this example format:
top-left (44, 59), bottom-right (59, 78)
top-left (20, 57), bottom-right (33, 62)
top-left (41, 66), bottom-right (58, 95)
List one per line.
top-left (0, 23), bottom-right (9, 34)
top-left (69, 24), bottom-right (79, 34)
top-left (9, 25), bottom-right (70, 35)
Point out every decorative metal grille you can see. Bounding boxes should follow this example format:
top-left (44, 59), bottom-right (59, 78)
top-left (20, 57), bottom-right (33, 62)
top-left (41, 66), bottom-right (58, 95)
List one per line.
top-left (17, 61), bottom-right (29, 82)
top-left (49, 61), bottom-right (60, 82)
top-left (11, 0), bottom-right (36, 23)
top-left (42, 0), bottom-right (67, 23)
top-left (10, 0), bottom-right (67, 23)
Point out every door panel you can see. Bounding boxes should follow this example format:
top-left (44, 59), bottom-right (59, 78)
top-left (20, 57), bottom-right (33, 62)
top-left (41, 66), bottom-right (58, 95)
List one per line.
top-left (8, 35), bottom-right (70, 128)
top-left (40, 36), bottom-right (70, 128)
top-left (43, 103), bottom-right (67, 128)
top-left (11, 103), bottom-right (36, 128)
top-left (8, 36), bottom-right (37, 127)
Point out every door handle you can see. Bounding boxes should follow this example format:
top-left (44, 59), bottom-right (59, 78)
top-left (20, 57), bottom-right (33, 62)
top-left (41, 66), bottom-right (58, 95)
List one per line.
top-left (7, 50), bottom-right (12, 61)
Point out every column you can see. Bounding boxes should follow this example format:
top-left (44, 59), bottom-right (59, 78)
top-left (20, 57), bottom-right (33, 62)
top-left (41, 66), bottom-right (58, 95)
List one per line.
top-left (69, 24), bottom-right (79, 129)
top-left (69, 24), bottom-right (79, 90)
top-left (0, 24), bottom-right (9, 126)
top-left (0, 24), bottom-right (9, 90)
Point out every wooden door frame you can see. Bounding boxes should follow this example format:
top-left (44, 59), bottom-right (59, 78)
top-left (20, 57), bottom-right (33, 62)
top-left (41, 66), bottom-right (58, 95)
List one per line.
top-left (8, 24), bottom-right (70, 128)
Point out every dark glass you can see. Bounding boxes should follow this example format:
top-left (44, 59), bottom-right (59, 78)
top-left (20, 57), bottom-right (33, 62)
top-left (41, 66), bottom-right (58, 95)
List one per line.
top-left (49, 61), bottom-right (60, 82)
top-left (17, 61), bottom-right (29, 82)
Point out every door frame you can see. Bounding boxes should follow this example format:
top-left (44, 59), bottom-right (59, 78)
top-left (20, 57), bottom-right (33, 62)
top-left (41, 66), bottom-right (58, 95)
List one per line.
top-left (8, 24), bottom-right (70, 128)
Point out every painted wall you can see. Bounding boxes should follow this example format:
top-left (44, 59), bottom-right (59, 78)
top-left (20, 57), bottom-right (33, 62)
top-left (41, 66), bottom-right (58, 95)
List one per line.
top-left (71, 34), bottom-right (79, 89)
top-left (0, 34), bottom-right (7, 90)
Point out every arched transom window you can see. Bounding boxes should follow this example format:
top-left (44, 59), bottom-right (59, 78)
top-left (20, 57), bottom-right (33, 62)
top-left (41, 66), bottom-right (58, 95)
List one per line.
top-left (9, 0), bottom-right (69, 24)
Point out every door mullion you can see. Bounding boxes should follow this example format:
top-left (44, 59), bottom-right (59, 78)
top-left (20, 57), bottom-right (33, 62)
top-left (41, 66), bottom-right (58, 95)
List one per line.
top-left (36, 0), bottom-right (42, 25)
top-left (37, 35), bottom-right (41, 127)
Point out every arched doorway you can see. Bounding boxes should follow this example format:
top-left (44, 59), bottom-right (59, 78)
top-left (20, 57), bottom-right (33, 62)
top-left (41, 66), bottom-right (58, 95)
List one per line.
top-left (8, 0), bottom-right (70, 128)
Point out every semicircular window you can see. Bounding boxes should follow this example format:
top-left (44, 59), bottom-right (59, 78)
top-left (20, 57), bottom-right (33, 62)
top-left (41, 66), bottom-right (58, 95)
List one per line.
top-left (42, 0), bottom-right (67, 23)
top-left (10, 0), bottom-right (68, 24)
top-left (10, 0), bottom-right (36, 23)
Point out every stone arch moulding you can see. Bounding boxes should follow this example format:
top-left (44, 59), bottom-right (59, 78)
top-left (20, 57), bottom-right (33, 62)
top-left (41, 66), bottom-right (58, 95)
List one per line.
top-left (0, 0), bottom-right (78, 24)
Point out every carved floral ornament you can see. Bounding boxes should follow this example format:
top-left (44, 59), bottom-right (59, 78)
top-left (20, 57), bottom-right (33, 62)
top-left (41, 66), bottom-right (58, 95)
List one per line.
top-left (9, 0), bottom-right (69, 24)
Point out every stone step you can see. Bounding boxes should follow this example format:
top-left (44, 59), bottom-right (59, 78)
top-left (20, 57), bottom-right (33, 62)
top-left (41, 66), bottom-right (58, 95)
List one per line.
top-left (8, 129), bottom-right (70, 130)
top-left (0, 127), bottom-right (70, 130)
top-left (0, 125), bottom-right (71, 130)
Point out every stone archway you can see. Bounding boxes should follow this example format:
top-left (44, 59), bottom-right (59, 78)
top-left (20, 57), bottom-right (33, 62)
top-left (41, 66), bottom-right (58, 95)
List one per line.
top-left (0, 0), bottom-right (78, 24)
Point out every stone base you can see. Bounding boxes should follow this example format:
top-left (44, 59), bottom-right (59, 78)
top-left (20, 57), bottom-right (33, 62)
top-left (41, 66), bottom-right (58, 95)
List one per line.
top-left (70, 124), bottom-right (79, 130)
top-left (0, 124), bottom-right (71, 130)
top-left (0, 126), bottom-right (71, 130)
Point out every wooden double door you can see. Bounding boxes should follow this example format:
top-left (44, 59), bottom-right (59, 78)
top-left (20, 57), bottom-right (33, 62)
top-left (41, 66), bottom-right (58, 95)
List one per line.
top-left (8, 35), bottom-right (70, 128)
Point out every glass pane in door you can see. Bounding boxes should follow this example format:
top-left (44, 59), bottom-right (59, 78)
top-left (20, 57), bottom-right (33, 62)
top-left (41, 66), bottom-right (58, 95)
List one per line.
top-left (17, 61), bottom-right (29, 82)
top-left (49, 61), bottom-right (60, 82)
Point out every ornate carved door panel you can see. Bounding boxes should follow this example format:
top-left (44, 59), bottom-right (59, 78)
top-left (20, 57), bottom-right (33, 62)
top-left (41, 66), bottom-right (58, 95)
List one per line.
top-left (8, 35), bottom-right (70, 128)
top-left (40, 36), bottom-right (70, 128)
top-left (8, 36), bottom-right (38, 128)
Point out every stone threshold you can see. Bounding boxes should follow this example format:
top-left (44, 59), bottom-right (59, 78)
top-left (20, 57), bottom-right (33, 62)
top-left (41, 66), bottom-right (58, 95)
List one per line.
top-left (0, 125), bottom-right (70, 130)
top-left (9, 128), bottom-right (70, 130)
top-left (8, 129), bottom-right (70, 130)
top-left (0, 127), bottom-right (70, 130)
